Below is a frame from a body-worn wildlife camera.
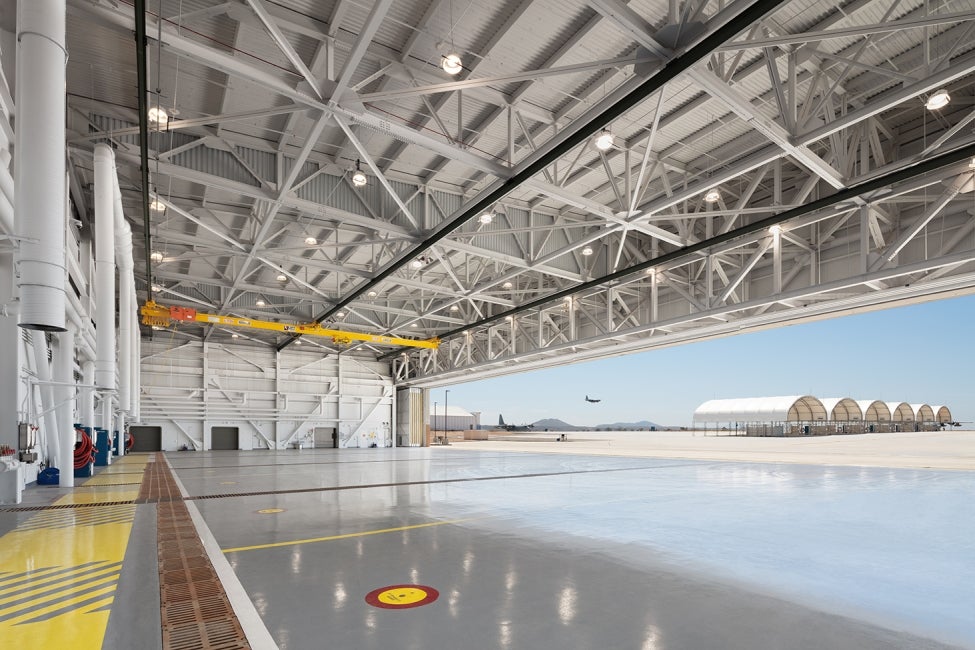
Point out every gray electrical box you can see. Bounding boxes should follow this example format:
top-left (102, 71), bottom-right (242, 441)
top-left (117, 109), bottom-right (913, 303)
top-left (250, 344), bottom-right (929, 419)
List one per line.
top-left (18, 423), bottom-right (34, 449)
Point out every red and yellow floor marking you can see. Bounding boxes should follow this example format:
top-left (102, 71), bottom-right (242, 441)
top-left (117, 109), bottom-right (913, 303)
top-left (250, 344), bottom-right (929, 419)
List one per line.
top-left (0, 454), bottom-right (149, 648)
top-left (365, 584), bottom-right (439, 609)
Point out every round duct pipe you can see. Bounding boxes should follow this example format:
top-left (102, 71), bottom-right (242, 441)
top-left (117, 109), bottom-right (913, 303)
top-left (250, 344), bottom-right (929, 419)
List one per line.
top-left (14, 0), bottom-right (68, 331)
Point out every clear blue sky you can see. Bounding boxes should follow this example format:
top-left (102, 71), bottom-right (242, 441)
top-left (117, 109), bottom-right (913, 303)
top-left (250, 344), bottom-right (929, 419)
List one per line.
top-left (438, 294), bottom-right (975, 427)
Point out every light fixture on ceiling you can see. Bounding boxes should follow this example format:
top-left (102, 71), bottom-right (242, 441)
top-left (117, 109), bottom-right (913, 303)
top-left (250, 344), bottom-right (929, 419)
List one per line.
top-left (367, 290), bottom-right (378, 297)
top-left (410, 323), bottom-right (417, 328)
top-left (925, 89), bottom-right (950, 111)
top-left (276, 274), bottom-right (287, 282)
top-left (148, 106), bottom-right (168, 127)
top-left (352, 159), bottom-right (368, 187)
top-left (150, 251), bottom-right (164, 263)
top-left (336, 311), bottom-right (346, 318)
top-left (149, 197), bottom-right (166, 213)
top-left (704, 188), bottom-right (721, 203)
top-left (502, 281), bottom-right (513, 289)
top-left (409, 259), bottom-right (423, 269)
top-left (304, 236), bottom-right (317, 246)
top-left (151, 284), bottom-right (162, 292)
top-left (581, 246), bottom-right (593, 256)
top-left (769, 224), bottom-right (782, 235)
top-left (256, 300), bottom-right (266, 307)
top-left (450, 304), bottom-right (459, 312)
top-left (478, 212), bottom-right (494, 224)
top-left (594, 129), bottom-right (614, 151)
top-left (442, 53), bottom-right (463, 75)
top-left (231, 333), bottom-right (239, 338)
top-left (295, 339), bottom-right (302, 345)
top-left (151, 325), bottom-right (164, 331)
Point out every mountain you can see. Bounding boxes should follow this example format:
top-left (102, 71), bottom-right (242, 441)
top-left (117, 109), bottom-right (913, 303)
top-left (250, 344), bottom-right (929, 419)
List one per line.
top-left (594, 420), bottom-right (662, 430)
top-left (531, 418), bottom-right (586, 431)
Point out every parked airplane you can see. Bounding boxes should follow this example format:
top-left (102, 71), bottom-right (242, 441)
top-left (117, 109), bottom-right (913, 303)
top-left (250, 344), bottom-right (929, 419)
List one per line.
top-left (498, 414), bottom-right (534, 431)
top-left (585, 395), bottom-right (601, 403)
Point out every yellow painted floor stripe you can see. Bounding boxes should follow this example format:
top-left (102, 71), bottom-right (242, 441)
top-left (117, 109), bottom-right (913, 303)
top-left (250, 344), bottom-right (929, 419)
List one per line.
top-left (0, 458), bottom-right (147, 648)
top-left (223, 517), bottom-right (480, 554)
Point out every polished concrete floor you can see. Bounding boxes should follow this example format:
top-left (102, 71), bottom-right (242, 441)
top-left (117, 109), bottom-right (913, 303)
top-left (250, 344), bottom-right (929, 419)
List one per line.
top-left (166, 448), bottom-right (974, 650)
top-left (1, 448), bottom-right (971, 648)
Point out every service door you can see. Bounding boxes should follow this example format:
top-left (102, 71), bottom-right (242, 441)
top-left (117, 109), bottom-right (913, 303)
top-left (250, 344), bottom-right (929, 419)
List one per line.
top-left (129, 426), bottom-right (162, 452)
top-left (211, 426), bottom-right (239, 450)
top-left (314, 427), bottom-right (337, 448)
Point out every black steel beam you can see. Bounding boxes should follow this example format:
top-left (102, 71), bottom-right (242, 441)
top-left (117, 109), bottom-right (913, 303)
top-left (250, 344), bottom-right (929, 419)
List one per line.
top-left (134, 0), bottom-right (153, 300)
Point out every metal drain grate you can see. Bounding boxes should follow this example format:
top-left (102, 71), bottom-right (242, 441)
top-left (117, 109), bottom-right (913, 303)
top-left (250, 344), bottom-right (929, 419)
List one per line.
top-left (143, 453), bottom-right (250, 649)
top-left (0, 500), bottom-right (136, 512)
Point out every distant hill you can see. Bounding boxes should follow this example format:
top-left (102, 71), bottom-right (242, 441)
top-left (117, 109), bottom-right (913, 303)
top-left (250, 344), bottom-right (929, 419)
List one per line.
top-left (595, 420), bottom-right (662, 430)
top-left (532, 418), bottom-right (586, 431)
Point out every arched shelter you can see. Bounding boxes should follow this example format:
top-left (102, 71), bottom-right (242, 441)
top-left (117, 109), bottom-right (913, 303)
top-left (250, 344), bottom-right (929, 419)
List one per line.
top-left (911, 404), bottom-right (935, 431)
top-left (820, 398), bottom-right (862, 433)
top-left (693, 396), bottom-right (828, 436)
top-left (856, 400), bottom-right (891, 432)
top-left (934, 406), bottom-right (953, 423)
top-left (886, 402), bottom-right (914, 431)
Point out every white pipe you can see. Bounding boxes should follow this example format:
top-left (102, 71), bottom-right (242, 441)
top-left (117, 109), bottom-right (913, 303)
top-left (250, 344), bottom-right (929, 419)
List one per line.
top-left (81, 360), bottom-right (95, 429)
top-left (132, 318), bottom-right (141, 420)
top-left (14, 0), bottom-right (67, 332)
top-left (115, 411), bottom-right (125, 457)
top-left (64, 287), bottom-right (97, 361)
top-left (56, 324), bottom-right (75, 487)
top-left (93, 145), bottom-right (115, 398)
top-left (31, 333), bottom-right (59, 468)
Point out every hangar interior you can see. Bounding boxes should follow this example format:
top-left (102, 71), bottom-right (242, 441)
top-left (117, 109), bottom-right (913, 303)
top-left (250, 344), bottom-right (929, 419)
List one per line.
top-left (1, 0), bottom-right (974, 648)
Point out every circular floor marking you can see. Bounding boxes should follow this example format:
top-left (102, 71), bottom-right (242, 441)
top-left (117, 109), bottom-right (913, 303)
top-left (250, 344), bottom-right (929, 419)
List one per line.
top-left (365, 584), bottom-right (439, 609)
top-left (256, 508), bottom-right (285, 514)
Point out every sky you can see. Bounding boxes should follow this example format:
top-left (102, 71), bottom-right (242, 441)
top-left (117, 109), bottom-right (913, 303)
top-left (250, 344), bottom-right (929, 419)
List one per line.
top-left (438, 294), bottom-right (975, 428)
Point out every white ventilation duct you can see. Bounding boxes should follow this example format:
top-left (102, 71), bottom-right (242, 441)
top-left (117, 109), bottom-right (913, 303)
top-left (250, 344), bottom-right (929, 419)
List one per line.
top-left (94, 144), bottom-right (116, 428)
top-left (115, 176), bottom-right (133, 414)
top-left (131, 322), bottom-right (141, 421)
top-left (14, 0), bottom-right (67, 332)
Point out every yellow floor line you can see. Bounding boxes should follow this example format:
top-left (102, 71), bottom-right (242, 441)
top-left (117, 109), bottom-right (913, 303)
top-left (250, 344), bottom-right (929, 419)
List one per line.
top-left (0, 459), bottom-right (147, 649)
top-left (223, 517), bottom-right (480, 554)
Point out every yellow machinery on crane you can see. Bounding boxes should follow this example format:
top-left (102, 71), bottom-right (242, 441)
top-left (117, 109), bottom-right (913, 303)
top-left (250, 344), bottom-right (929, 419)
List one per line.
top-left (140, 300), bottom-right (439, 349)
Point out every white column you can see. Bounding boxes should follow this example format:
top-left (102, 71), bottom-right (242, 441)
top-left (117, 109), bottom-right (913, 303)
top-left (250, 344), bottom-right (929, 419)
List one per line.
top-left (31, 334), bottom-right (59, 466)
top-left (0, 251), bottom-right (18, 461)
top-left (14, 0), bottom-right (67, 332)
top-left (55, 325), bottom-right (75, 487)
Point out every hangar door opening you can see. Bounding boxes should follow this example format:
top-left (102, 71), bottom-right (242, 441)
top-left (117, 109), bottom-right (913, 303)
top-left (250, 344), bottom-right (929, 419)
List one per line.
top-left (211, 426), bottom-right (239, 450)
top-left (129, 426), bottom-right (162, 452)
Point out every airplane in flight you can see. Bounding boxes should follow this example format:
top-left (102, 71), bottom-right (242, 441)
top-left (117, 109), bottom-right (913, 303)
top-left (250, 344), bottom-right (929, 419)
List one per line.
top-left (585, 395), bottom-right (601, 403)
top-left (498, 414), bottom-right (534, 431)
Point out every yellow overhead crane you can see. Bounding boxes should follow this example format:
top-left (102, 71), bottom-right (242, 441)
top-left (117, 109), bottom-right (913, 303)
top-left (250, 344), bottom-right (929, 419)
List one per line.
top-left (140, 300), bottom-right (439, 349)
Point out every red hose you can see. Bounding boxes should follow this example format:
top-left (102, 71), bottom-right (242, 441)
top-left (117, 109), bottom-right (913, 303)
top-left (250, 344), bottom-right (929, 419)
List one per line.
top-left (125, 432), bottom-right (134, 451)
top-left (73, 429), bottom-right (94, 469)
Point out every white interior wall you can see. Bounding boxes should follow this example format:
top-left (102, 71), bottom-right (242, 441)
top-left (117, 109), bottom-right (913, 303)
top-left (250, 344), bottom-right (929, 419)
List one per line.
top-left (139, 339), bottom-right (394, 450)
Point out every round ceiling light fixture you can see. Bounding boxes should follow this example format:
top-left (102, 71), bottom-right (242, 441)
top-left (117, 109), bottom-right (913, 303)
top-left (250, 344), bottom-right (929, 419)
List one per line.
top-left (502, 281), bottom-right (513, 289)
top-left (149, 198), bottom-right (166, 213)
top-left (276, 274), bottom-right (287, 282)
top-left (336, 311), bottom-right (346, 318)
top-left (478, 212), bottom-right (494, 224)
top-left (255, 300), bottom-right (266, 307)
top-left (352, 159), bottom-right (368, 187)
top-left (231, 333), bottom-right (239, 338)
top-left (148, 106), bottom-right (168, 126)
top-left (581, 246), bottom-right (593, 256)
top-left (442, 53), bottom-right (463, 75)
top-left (367, 290), bottom-right (378, 297)
top-left (704, 188), bottom-right (721, 203)
top-left (925, 89), bottom-right (950, 111)
top-left (150, 251), bottom-right (164, 263)
top-left (409, 259), bottom-right (423, 269)
top-left (450, 304), bottom-right (459, 312)
top-left (304, 236), bottom-right (317, 246)
top-left (593, 129), bottom-right (614, 151)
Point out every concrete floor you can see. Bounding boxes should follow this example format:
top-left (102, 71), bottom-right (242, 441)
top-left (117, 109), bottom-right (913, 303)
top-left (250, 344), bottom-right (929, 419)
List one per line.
top-left (169, 448), bottom-right (974, 650)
